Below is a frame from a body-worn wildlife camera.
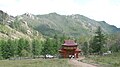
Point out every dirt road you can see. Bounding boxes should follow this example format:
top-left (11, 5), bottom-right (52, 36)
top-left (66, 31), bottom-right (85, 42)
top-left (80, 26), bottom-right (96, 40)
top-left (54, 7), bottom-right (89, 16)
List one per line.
top-left (69, 58), bottom-right (97, 67)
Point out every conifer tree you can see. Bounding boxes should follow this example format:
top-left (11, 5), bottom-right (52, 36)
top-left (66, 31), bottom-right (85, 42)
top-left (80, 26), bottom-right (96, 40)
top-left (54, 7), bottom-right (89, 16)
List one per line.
top-left (90, 27), bottom-right (106, 54)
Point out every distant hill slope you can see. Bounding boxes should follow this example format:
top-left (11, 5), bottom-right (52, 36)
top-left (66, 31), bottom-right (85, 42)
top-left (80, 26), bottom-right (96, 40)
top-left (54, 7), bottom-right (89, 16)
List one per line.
top-left (17, 12), bottom-right (120, 37)
top-left (0, 10), bottom-right (43, 40)
top-left (0, 10), bottom-right (120, 38)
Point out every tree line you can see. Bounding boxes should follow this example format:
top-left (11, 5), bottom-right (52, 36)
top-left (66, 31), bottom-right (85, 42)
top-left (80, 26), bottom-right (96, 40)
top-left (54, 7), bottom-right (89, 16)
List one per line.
top-left (81, 27), bottom-right (120, 56)
top-left (0, 35), bottom-right (69, 59)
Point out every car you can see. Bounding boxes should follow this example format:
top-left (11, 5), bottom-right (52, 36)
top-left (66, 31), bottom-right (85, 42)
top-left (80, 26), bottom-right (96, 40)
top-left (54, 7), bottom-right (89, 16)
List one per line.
top-left (45, 54), bottom-right (54, 59)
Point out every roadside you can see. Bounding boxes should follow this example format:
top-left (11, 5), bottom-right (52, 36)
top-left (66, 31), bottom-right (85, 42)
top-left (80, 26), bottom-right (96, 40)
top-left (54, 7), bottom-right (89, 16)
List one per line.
top-left (68, 57), bottom-right (97, 67)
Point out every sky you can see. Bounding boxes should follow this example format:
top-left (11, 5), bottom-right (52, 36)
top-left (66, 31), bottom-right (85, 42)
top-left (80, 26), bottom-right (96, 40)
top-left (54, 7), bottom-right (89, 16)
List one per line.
top-left (0, 0), bottom-right (120, 28)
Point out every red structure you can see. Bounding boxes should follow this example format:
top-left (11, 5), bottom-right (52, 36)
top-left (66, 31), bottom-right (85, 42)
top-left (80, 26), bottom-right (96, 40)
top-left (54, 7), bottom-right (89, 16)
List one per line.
top-left (59, 40), bottom-right (81, 58)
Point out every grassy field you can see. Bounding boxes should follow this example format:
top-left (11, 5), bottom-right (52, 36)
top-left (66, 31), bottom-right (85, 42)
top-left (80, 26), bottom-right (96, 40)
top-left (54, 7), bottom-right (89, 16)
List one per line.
top-left (81, 52), bottom-right (120, 67)
top-left (0, 59), bottom-right (72, 67)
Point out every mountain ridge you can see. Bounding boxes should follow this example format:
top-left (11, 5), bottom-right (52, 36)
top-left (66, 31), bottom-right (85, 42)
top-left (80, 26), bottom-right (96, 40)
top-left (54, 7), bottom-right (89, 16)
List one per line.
top-left (24, 12), bottom-right (120, 37)
top-left (0, 10), bottom-right (120, 38)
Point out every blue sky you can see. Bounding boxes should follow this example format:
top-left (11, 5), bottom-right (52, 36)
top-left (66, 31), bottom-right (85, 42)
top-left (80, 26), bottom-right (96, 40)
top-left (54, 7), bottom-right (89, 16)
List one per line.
top-left (0, 0), bottom-right (120, 28)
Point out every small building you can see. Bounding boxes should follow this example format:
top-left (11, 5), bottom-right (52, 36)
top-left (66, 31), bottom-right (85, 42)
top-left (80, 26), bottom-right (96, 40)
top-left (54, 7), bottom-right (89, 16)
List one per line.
top-left (59, 40), bottom-right (81, 58)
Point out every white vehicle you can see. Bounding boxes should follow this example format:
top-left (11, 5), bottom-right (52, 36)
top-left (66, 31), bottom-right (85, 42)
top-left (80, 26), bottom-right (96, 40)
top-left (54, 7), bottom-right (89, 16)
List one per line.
top-left (45, 54), bottom-right (54, 59)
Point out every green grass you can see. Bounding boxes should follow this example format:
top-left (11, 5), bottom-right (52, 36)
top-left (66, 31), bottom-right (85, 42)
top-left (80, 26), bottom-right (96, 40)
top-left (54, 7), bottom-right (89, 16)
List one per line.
top-left (82, 52), bottom-right (120, 67)
top-left (0, 24), bottom-right (11, 34)
top-left (0, 59), bottom-right (72, 67)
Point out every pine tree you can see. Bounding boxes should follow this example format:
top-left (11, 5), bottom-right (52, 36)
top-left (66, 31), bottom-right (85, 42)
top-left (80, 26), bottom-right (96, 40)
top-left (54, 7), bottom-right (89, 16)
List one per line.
top-left (90, 27), bottom-right (106, 54)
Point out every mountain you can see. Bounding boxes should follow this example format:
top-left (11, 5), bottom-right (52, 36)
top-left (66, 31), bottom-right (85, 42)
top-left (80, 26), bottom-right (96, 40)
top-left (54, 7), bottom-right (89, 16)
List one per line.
top-left (0, 10), bottom-right (43, 40)
top-left (0, 10), bottom-right (120, 38)
top-left (16, 12), bottom-right (120, 37)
